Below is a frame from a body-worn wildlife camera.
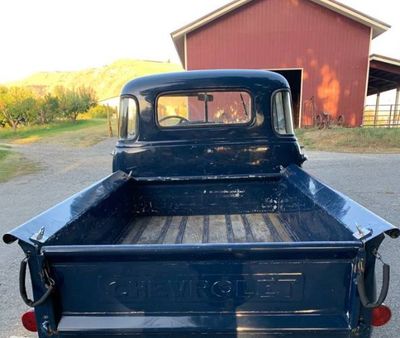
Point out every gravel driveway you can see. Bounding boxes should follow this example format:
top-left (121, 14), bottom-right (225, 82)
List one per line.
top-left (0, 140), bottom-right (399, 338)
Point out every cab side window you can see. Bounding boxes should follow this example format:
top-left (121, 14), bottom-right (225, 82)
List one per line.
top-left (119, 97), bottom-right (138, 140)
top-left (272, 91), bottom-right (294, 135)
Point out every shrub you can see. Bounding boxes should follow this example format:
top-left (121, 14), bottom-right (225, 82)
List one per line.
top-left (85, 105), bottom-right (117, 119)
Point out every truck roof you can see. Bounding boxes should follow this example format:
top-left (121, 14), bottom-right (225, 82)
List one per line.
top-left (121, 69), bottom-right (289, 96)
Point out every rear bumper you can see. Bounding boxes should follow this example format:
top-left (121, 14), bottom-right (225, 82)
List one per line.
top-left (58, 314), bottom-right (355, 337)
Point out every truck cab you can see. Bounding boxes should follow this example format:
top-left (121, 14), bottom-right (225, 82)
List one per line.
top-left (113, 69), bottom-right (305, 178)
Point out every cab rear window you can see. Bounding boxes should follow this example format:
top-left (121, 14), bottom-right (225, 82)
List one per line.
top-left (157, 91), bottom-right (252, 127)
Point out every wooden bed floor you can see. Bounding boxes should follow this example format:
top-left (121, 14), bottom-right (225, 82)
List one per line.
top-left (118, 213), bottom-right (298, 244)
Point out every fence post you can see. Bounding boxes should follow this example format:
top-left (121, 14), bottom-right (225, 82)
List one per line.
top-left (395, 88), bottom-right (400, 126)
top-left (374, 92), bottom-right (380, 127)
top-left (107, 104), bottom-right (113, 137)
top-left (388, 105), bottom-right (392, 128)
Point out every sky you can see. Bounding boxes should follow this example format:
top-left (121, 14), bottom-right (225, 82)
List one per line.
top-left (0, 0), bottom-right (399, 101)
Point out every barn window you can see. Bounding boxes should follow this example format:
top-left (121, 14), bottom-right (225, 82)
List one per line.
top-left (272, 91), bottom-right (294, 135)
top-left (157, 91), bottom-right (252, 127)
top-left (119, 96), bottom-right (138, 140)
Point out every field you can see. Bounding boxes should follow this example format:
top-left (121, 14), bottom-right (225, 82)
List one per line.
top-left (296, 127), bottom-right (400, 153)
top-left (0, 119), bottom-right (115, 147)
top-left (0, 119), bottom-right (116, 182)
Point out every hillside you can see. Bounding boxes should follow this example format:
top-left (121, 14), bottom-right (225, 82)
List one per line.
top-left (10, 59), bottom-right (183, 100)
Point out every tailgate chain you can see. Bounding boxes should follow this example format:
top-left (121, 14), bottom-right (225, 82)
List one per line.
top-left (19, 255), bottom-right (55, 307)
top-left (357, 249), bottom-right (390, 309)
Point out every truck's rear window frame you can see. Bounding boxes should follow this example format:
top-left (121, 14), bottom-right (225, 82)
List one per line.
top-left (155, 89), bottom-right (254, 129)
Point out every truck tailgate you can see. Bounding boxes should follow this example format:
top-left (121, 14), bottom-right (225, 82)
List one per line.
top-left (43, 242), bottom-right (362, 337)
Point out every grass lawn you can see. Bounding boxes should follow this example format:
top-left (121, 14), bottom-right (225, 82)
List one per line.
top-left (296, 127), bottom-right (400, 153)
top-left (0, 119), bottom-right (116, 147)
top-left (0, 146), bottom-right (40, 183)
top-left (0, 118), bottom-right (116, 182)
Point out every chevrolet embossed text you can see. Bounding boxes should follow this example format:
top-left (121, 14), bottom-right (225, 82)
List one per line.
top-left (101, 273), bottom-right (304, 303)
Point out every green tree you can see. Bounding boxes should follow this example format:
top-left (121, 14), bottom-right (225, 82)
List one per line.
top-left (0, 86), bottom-right (39, 131)
top-left (37, 94), bottom-right (60, 124)
top-left (54, 86), bottom-right (97, 121)
top-left (0, 86), bottom-right (8, 127)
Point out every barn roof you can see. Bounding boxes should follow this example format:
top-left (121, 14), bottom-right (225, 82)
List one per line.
top-left (171, 0), bottom-right (391, 67)
top-left (368, 54), bottom-right (400, 95)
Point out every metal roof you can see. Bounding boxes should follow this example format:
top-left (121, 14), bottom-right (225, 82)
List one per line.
top-left (370, 54), bottom-right (400, 68)
top-left (368, 54), bottom-right (400, 95)
top-left (171, 0), bottom-right (391, 67)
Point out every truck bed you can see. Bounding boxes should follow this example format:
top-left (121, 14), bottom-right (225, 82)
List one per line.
top-left (12, 169), bottom-right (362, 247)
top-left (11, 167), bottom-right (397, 248)
top-left (4, 168), bottom-right (398, 338)
top-left (117, 213), bottom-right (297, 245)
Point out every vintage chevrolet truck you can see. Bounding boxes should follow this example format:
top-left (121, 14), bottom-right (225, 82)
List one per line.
top-left (4, 70), bottom-right (399, 337)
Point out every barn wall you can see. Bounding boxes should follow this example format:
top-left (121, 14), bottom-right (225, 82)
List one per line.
top-left (186, 0), bottom-right (371, 126)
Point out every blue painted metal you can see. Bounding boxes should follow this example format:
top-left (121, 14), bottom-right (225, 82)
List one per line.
top-left (113, 69), bottom-right (306, 177)
top-left (5, 165), bottom-right (397, 249)
top-left (284, 165), bottom-right (399, 241)
top-left (45, 242), bottom-right (362, 337)
top-left (3, 70), bottom-right (399, 338)
top-left (3, 170), bottom-right (132, 247)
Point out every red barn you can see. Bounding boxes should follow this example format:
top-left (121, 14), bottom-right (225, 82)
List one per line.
top-left (171, 0), bottom-right (400, 127)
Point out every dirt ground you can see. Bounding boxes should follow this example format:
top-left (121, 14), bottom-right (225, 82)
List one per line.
top-left (0, 139), bottom-right (399, 337)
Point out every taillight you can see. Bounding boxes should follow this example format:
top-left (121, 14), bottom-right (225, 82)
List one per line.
top-left (371, 304), bottom-right (392, 327)
top-left (21, 309), bottom-right (37, 332)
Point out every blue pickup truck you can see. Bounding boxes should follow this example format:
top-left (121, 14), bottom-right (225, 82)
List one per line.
top-left (4, 70), bottom-right (399, 337)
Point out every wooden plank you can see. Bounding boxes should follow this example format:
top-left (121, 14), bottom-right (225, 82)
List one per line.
top-left (202, 215), bottom-right (209, 243)
top-left (137, 216), bottom-right (165, 244)
top-left (267, 213), bottom-right (294, 242)
top-left (230, 214), bottom-right (247, 242)
top-left (156, 216), bottom-right (173, 244)
top-left (240, 214), bottom-right (255, 242)
top-left (262, 213), bottom-right (283, 241)
top-left (246, 213), bottom-right (272, 242)
top-left (120, 217), bottom-right (151, 244)
top-left (163, 216), bottom-right (184, 244)
top-left (121, 212), bottom-right (300, 245)
top-left (209, 215), bottom-right (228, 243)
top-left (183, 216), bottom-right (204, 244)
top-left (225, 215), bottom-right (234, 243)
top-left (175, 216), bottom-right (188, 244)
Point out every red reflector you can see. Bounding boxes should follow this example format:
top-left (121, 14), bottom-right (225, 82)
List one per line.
top-left (21, 310), bottom-right (37, 332)
top-left (371, 305), bottom-right (392, 327)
